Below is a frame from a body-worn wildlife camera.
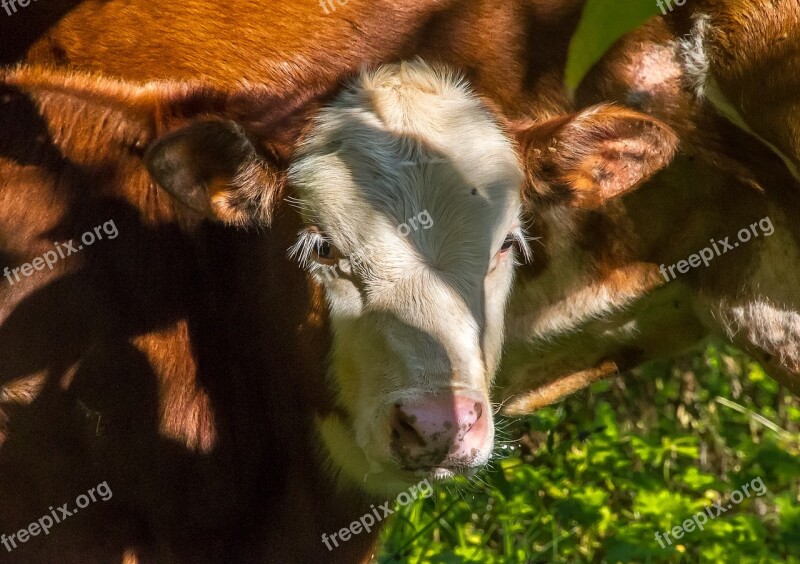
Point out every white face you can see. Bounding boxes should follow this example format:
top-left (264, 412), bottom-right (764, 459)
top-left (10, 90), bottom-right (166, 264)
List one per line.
top-left (288, 61), bottom-right (526, 495)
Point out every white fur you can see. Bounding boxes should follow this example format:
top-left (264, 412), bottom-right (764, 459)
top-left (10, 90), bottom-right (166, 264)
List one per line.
top-left (709, 214), bottom-right (800, 372)
top-left (677, 14), bottom-right (712, 99)
top-left (288, 60), bottom-right (524, 493)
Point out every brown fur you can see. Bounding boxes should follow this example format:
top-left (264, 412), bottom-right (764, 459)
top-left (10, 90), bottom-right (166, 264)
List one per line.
top-left (677, 0), bottom-right (800, 175)
top-left (0, 3), bottom-right (695, 560)
top-left (1, 3), bottom-right (593, 560)
top-left (514, 105), bottom-right (677, 208)
top-left (14, 0), bottom-right (586, 119)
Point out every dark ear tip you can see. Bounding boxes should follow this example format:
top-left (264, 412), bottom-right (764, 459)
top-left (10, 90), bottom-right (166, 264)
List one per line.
top-left (143, 119), bottom-right (277, 224)
top-left (144, 130), bottom-right (215, 216)
top-left (143, 136), bottom-right (175, 182)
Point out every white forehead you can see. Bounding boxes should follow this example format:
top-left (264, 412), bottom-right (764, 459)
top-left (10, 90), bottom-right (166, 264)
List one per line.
top-left (288, 60), bottom-right (523, 275)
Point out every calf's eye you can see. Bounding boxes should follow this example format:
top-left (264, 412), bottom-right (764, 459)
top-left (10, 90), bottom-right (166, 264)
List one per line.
top-left (313, 239), bottom-right (339, 264)
top-left (318, 241), bottom-right (333, 258)
top-left (500, 235), bottom-right (515, 254)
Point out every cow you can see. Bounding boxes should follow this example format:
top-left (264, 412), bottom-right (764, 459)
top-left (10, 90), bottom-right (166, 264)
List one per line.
top-left (7, 0), bottom-right (588, 120)
top-left (0, 1), bottom-right (586, 560)
top-left (496, 4), bottom-right (800, 415)
top-left (0, 58), bottom-right (675, 562)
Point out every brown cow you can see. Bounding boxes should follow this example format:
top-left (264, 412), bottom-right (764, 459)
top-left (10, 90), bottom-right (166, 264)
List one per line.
top-left (0, 2), bottom-right (684, 560)
top-left (0, 57), bottom-right (674, 562)
top-left (0, 1), bottom-right (587, 561)
top-left (12, 0), bottom-right (587, 119)
top-left (497, 6), bottom-right (800, 414)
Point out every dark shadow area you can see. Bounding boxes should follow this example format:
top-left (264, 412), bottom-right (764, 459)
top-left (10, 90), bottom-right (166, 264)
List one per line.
top-left (0, 0), bottom-right (96, 64)
top-left (0, 191), bottom-right (360, 561)
top-left (0, 82), bottom-right (382, 561)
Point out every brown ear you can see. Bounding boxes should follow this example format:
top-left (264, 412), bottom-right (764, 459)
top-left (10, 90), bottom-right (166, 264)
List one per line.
top-left (144, 120), bottom-right (283, 226)
top-left (515, 105), bottom-right (678, 208)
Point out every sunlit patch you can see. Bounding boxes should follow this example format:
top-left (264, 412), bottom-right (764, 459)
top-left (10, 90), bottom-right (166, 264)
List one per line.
top-left (0, 373), bottom-right (46, 405)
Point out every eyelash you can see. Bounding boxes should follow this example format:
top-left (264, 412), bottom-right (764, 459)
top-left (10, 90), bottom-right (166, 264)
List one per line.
top-left (288, 228), bottom-right (332, 268)
top-left (508, 228), bottom-right (533, 264)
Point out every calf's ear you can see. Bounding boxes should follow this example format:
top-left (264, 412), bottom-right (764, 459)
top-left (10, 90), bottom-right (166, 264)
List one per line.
top-left (144, 120), bottom-right (283, 226)
top-left (514, 105), bottom-right (678, 209)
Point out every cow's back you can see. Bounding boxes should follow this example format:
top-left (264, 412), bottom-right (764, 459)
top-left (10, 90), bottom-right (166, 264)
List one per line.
top-left (19, 0), bottom-right (584, 118)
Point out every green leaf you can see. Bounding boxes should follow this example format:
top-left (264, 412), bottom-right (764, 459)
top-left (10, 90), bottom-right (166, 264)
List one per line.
top-left (565, 0), bottom-right (664, 92)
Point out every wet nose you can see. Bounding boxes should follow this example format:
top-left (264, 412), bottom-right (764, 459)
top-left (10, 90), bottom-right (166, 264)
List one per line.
top-left (390, 394), bottom-right (489, 469)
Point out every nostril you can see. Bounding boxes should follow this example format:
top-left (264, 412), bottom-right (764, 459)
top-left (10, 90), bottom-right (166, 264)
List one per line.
top-left (391, 406), bottom-right (426, 447)
top-left (461, 402), bottom-right (482, 436)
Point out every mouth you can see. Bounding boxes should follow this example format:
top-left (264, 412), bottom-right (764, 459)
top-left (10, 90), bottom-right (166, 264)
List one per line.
top-left (400, 465), bottom-right (481, 482)
top-left (317, 405), bottom-right (490, 495)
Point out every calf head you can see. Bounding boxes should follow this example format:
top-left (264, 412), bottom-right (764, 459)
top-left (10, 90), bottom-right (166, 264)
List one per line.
top-left (500, 99), bottom-right (682, 415)
top-left (46, 60), bottom-right (672, 495)
top-left (283, 63), bottom-right (526, 491)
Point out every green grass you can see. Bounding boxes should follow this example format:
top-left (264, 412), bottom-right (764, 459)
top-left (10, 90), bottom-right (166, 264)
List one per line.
top-left (377, 345), bottom-right (800, 563)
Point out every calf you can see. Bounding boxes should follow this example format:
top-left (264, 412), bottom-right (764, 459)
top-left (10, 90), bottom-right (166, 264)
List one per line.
top-left (497, 9), bottom-right (800, 414)
top-left (0, 62), bottom-right (674, 561)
